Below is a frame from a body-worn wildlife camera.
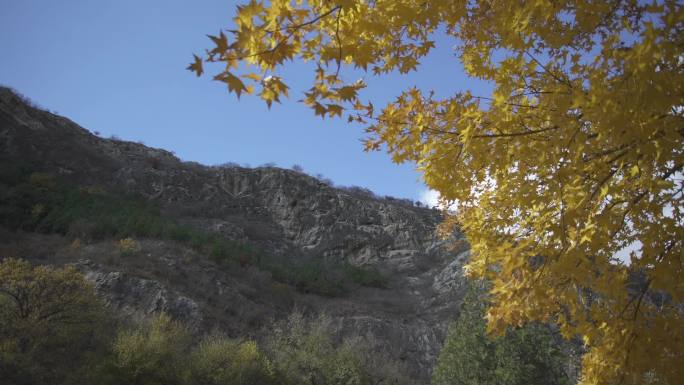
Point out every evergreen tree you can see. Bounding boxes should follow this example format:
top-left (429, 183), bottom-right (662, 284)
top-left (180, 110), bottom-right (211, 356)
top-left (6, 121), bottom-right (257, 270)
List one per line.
top-left (433, 282), bottom-right (570, 385)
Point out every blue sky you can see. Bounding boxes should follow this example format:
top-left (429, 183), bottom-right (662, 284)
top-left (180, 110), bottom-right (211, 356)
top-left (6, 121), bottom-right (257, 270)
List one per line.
top-left (0, 0), bottom-right (490, 203)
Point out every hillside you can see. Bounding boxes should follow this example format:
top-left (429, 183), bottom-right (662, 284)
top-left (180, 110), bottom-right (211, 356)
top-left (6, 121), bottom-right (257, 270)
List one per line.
top-left (0, 87), bottom-right (470, 381)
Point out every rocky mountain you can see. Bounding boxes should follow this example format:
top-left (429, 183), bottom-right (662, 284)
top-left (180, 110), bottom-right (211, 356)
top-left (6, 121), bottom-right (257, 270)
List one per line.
top-left (0, 87), bottom-right (468, 381)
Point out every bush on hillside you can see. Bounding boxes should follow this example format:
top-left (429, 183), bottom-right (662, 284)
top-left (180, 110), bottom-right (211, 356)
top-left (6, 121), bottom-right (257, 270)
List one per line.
top-left (186, 336), bottom-right (276, 385)
top-left (0, 259), bottom-right (413, 385)
top-left (107, 314), bottom-right (191, 385)
top-left (266, 312), bottom-right (414, 385)
top-left (0, 258), bottom-right (109, 385)
top-left (433, 281), bottom-right (571, 385)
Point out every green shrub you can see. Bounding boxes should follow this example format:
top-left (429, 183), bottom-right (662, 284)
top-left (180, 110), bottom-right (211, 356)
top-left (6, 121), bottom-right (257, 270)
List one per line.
top-left (265, 312), bottom-right (414, 385)
top-left (266, 312), bottom-right (361, 385)
top-left (0, 169), bottom-right (166, 240)
top-left (259, 257), bottom-right (346, 297)
top-left (432, 281), bottom-right (570, 385)
top-left (186, 336), bottom-right (276, 385)
top-left (342, 262), bottom-right (388, 288)
top-left (166, 224), bottom-right (193, 242)
top-left (109, 314), bottom-right (191, 385)
top-left (289, 261), bottom-right (345, 296)
top-left (257, 256), bottom-right (389, 297)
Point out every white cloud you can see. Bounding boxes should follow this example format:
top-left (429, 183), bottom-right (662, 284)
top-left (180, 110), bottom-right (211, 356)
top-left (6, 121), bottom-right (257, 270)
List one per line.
top-left (419, 188), bottom-right (460, 212)
top-left (419, 189), bottom-right (441, 208)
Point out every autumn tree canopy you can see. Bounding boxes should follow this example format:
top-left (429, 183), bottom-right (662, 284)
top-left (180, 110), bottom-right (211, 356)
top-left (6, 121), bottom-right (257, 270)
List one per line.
top-left (0, 258), bottom-right (104, 384)
top-left (189, 1), bottom-right (683, 384)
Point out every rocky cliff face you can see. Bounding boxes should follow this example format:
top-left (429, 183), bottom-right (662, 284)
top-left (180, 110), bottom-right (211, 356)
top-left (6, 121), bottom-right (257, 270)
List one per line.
top-left (0, 87), bottom-right (467, 380)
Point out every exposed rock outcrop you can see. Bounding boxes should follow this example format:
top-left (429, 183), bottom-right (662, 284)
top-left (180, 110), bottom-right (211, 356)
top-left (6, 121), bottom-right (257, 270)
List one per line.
top-left (80, 261), bottom-right (203, 329)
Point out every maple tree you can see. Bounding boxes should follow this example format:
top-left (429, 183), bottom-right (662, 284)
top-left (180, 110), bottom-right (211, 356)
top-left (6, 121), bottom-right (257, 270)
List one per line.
top-left (189, 1), bottom-right (683, 384)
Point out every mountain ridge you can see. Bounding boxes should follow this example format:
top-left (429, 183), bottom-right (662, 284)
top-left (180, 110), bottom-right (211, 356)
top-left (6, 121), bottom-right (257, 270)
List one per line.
top-left (0, 86), bottom-right (467, 380)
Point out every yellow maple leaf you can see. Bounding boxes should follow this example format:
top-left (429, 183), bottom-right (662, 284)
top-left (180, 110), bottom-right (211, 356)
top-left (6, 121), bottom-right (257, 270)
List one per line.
top-left (186, 54), bottom-right (203, 77)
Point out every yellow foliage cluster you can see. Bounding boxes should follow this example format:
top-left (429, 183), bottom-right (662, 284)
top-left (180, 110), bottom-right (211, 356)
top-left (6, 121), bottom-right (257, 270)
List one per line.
top-left (0, 257), bottom-right (100, 325)
top-left (118, 237), bottom-right (140, 255)
top-left (70, 238), bottom-right (82, 250)
top-left (0, 258), bottom-right (104, 383)
top-left (191, 1), bottom-right (683, 384)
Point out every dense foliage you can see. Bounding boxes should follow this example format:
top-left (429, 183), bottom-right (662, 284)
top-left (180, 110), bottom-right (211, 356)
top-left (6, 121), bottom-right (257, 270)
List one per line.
top-left (433, 283), bottom-right (571, 385)
top-left (186, 336), bottom-right (275, 385)
top-left (0, 258), bottom-right (108, 384)
top-left (191, 1), bottom-right (683, 383)
top-left (0, 258), bottom-right (411, 385)
top-left (266, 312), bottom-right (413, 385)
